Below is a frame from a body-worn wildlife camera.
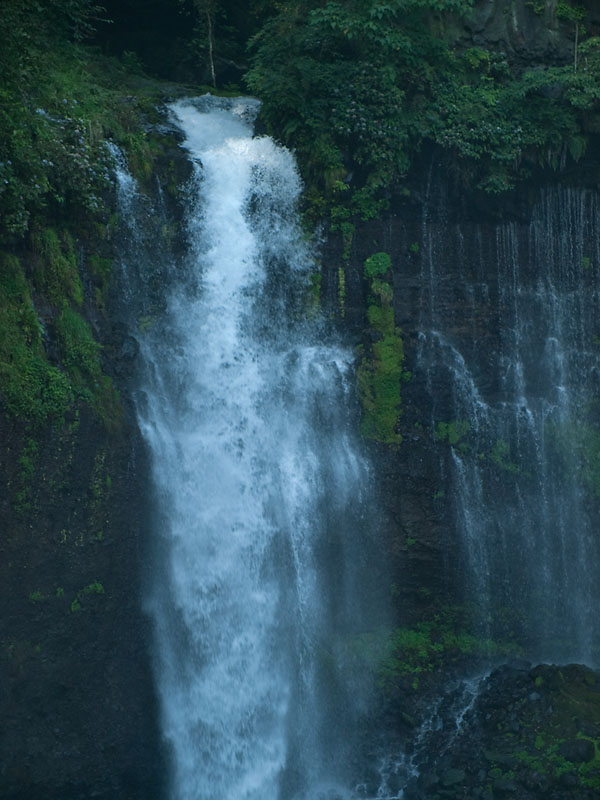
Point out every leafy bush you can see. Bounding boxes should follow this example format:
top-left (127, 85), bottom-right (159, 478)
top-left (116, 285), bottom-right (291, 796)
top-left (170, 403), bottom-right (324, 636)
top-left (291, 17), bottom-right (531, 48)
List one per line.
top-left (247, 1), bottom-right (600, 215)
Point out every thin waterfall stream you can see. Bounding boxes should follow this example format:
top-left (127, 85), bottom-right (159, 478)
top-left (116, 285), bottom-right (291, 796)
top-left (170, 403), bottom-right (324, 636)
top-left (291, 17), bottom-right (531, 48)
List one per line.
top-left (417, 184), bottom-right (600, 666)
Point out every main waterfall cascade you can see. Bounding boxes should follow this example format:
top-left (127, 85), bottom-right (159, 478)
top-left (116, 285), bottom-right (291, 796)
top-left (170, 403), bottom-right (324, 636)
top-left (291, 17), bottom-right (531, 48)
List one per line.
top-left (418, 185), bottom-right (600, 666)
top-left (112, 95), bottom-right (600, 800)
top-left (117, 95), bottom-right (388, 800)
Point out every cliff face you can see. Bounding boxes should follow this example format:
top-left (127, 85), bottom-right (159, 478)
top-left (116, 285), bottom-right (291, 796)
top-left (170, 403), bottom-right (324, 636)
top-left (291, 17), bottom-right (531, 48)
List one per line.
top-left (322, 165), bottom-right (600, 644)
top-left (0, 111), bottom-right (190, 799)
top-left (2, 2), bottom-right (600, 796)
top-left (465, 0), bottom-right (572, 66)
top-left (0, 407), bottom-right (163, 799)
top-left (320, 162), bottom-right (600, 799)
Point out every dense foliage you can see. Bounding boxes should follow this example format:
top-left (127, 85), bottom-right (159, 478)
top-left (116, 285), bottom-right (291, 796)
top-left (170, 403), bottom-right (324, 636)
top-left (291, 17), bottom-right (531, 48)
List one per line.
top-left (3, 0), bottom-right (600, 427)
top-left (0, 1), bottom-right (165, 426)
top-left (5, 1), bottom-right (600, 234)
top-left (0, 1), bottom-right (168, 244)
top-left (246, 1), bottom-right (600, 220)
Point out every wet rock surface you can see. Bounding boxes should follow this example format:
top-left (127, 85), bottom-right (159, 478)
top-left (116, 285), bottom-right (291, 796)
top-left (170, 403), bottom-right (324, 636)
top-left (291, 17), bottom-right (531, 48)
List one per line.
top-left (364, 663), bottom-right (600, 800)
top-left (0, 389), bottom-right (164, 800)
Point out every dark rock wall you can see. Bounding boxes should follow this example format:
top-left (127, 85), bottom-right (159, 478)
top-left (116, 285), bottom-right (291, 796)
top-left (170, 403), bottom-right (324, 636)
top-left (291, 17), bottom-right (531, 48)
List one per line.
top-left (321, 167), bottom-right (600, 633)
top-left (403, 662), bottom-right (600, 799)
top-left (0, 408), bottom-right (163, 799)
top-left (0, 120), bottom-right (192, 800)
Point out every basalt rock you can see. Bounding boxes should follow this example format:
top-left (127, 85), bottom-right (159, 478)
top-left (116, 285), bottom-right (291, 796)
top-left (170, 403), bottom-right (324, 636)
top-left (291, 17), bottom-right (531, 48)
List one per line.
top-left (395, 663), bottom-right (600, 800)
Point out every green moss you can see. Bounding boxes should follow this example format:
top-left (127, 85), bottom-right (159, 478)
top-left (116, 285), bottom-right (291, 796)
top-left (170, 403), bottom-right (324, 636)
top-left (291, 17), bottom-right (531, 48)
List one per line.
top-left (435, 419), bottom-right (471, 447)
top-left (337, 266), bottom-right (346, 318)
top-left (358, 252), bottom-right (407, 445)
top-left (364, 251), bottom-right (391, 279)
top-left (308, 271), bottom-right (321, 312)
top-left (14, 436), bottom-right (40, 514)
top-left (347, 613), bottom-right (518, 692)
top-left (53, 305), bottom-right (121, 428)
top-left (70, 598), bottom-right (82, 613)
top-left (371, 278), bottom-right (393, 304)
top-left (83, 581), bottom-right (104, 595)
top-left (0, 245), bottom-right (120, 428)
top-left (358, 331), bottom-right (405, 444)
top-left (0, 252), bottom-right (73, 424)
top-left (367, 303), bottom-right (394, 329)
top-left (547, 417), bottom-right (600, 497)
top-left (88, 253), bottom-right (112, 310)
top-left (121, 130), bottom-right (169, 187)
top-left (526, 1), bottom-right (546, 14)
top-left (54, 305), bottom-right (100, 385)
top-left (70, 581), bottom-right (105, 613)
top-left (31, 227), bottom-right (82, 307)
top-left (18, 437), bottom-right (38, 482)
top-left (489, 438), bottom-right (520, 474)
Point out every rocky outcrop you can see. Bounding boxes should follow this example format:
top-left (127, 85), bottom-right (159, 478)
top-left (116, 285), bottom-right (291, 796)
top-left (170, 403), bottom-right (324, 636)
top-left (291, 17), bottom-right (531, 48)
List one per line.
top-left (464, 0), bottom-right (573, 68)
top-left (404, 662), bottom-right (600, 799)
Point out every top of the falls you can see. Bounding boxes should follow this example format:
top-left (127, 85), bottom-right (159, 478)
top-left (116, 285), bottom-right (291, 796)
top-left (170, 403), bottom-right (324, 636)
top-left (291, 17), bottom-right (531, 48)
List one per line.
top-left (169, 94), bottom-right (261, 152)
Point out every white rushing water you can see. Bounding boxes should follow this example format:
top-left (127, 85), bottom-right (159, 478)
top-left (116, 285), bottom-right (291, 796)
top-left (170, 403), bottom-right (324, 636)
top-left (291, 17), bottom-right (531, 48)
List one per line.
top-left (123, 96), bottom-right (376, 800)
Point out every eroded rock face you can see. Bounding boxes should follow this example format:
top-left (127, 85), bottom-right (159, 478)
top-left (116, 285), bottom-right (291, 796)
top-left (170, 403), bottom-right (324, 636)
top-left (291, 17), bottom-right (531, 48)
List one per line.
top-left (404, 663), bottom-right (600, 800)
top-left (464, 0), bottom-right (572, 68)
top-left (321, 167), bottom-right (600, 651)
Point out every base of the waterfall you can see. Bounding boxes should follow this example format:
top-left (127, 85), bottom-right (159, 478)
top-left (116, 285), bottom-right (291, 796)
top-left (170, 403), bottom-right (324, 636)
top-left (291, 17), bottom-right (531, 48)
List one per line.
top-left (358, 662), bottom-right (600, 800)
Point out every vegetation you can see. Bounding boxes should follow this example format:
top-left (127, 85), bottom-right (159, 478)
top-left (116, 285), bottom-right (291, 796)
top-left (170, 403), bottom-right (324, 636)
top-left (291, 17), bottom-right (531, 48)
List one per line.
top-left (0, 252), bottom-right (73, 424)
top-left (548, 415), bottom-right (600, 498)
top-left (70, 580), bottom-right (105, 612)
top-left (435, 419), bottom-right (471, 449)
top-left (484, 664), bottom-right (600, 792)
top-left (246, 1), bottom-right (600, 220)
top-left (357, 252), bottom-right (409, 444)
top-left (348, 608), bottom-right (519, 692)
top-left (489, 437), bottom-right (521, 475)
top-left (0, 1), bottom-right (180, 427)
top-left (3, 1), bottom-right (600, 240)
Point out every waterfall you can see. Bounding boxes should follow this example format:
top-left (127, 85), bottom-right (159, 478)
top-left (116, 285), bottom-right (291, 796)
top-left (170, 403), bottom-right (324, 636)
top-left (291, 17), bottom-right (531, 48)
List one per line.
top-left (110, 93), bottom-right (600, 800)
top-left (418, 185), bottom-right (600, 666)
top-left (115, 95), bottom-right (381, 800)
